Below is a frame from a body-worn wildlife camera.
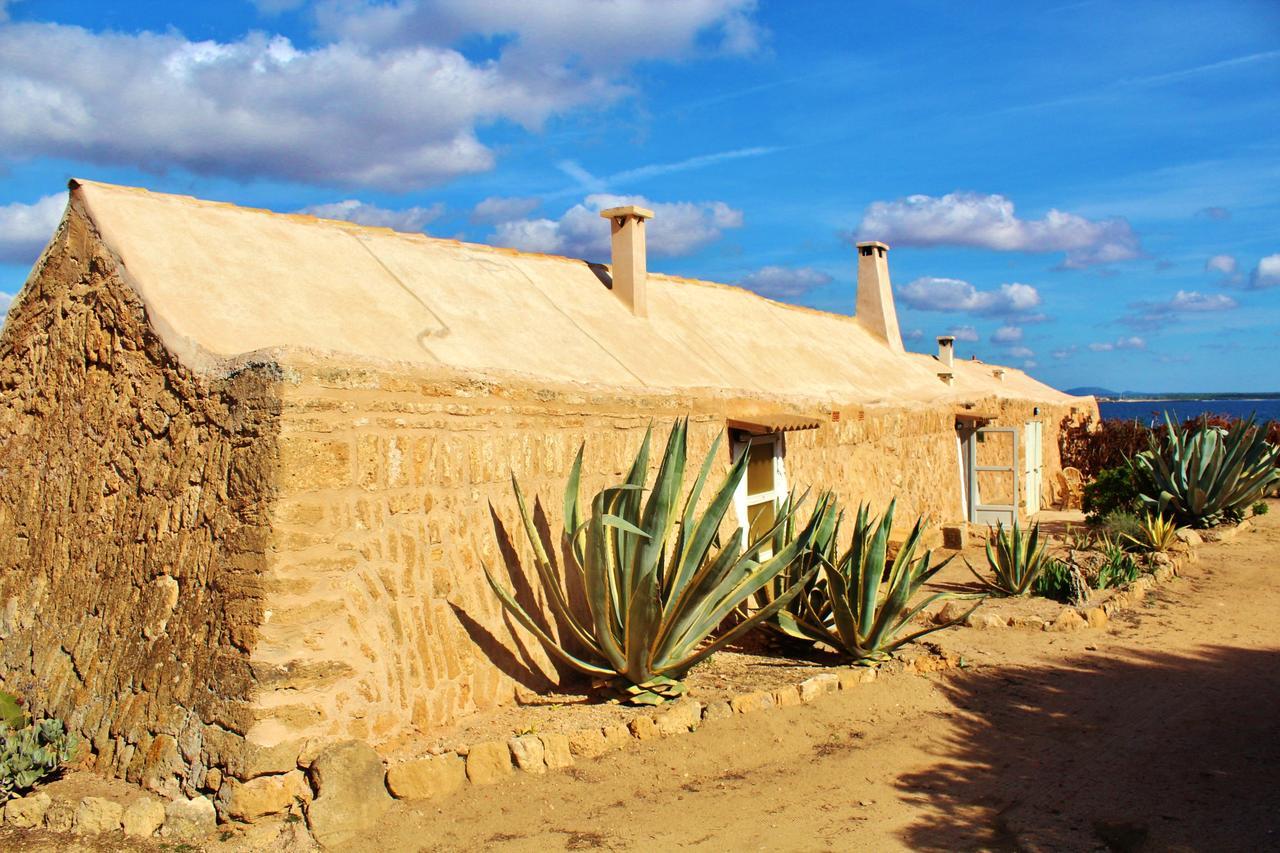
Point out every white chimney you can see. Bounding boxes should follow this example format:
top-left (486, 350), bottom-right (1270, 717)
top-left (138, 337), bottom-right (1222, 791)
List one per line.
top-left (600, 205), bottom-right (654, 317)
top-left (937, 335), bottom-right (955, 367)
top-left (854, 241), bottom-right (904, 353)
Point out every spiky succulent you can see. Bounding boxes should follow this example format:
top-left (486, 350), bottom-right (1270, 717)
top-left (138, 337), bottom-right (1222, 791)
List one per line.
top-left (1121, 510), bottom-right (1181, 553)
top-left (0, 718), bottom-right (76, 804)
top-left (967, 520), bottom-right (1050, 596)
top-left (763, 500), bottom-right (981, 663)
top-left (485, 420), bottom-right (823, 703)
top-left (1131, 414), bottom-right (1280, 528)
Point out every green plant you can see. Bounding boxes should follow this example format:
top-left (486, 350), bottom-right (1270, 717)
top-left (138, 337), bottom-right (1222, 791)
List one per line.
top-left (966, 521), bottom-right (1051, 596)
top-left (753, 491), bottom-right (842, 640)
top-left (1061, 523), bottom-right (1094, 553)
top-left (767, 500), bottom-right (980, 662)
top-left (1098, 511), bottom-right (1144, 551)
top-left (1132, 413), bottom-right (1280, 528)
top-left (0, 693), bottom-right (25, 730)
top-left (1083, 465), bottom-right (1145, 524)
top-left (1093, 546), bottom-right (1141, 590)
top-left (1033, 558), bottom-right (1087, 605)
top-left (0, 718), bottom-right (76, 804)
top-left (1253, 501), bottom-right (1269, 517)
top-left (485, 420), bottom-right (823, 704)
top-left (1121, 511), bottom-right (1181, 553)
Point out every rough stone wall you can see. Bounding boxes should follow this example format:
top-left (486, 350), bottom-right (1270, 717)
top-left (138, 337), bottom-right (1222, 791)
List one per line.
top-left (0, 205), bottom-right (280, 798)
top-left (256, 358), bottom-right (1088, 751)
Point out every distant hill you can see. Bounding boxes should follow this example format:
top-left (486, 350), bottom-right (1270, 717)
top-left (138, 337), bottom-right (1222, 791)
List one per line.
top-left (1065, 386), bottom-right (1116, 397)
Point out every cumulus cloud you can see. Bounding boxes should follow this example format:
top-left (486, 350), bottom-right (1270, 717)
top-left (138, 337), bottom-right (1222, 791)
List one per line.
top-left (1007, 346), bottom-right (1035, 360)
top-left (736, 266), bottom-right (832, 299)
top-left (1250, 254), bottom-right (1280, 290)
top-left (470, 196), bottom-right (541, 225)
top-left (0, 194), bottom-right (64, 264)
top-left (991, 325), bottom-right (1023, 344)
top-left (857, 192), bottom-right (1142, 268)
top-left (1051, 345), bottom-right (1078, 360)
top-left (1205, 254), bottom-right (1237, 276)
top-left (898, 277), bottom-right (1043, 317)
top-left (945, 325), bottom-right (980, 342)
top-left (492, 194), bottom-right (742, 260)
top-left (1088, 336), bottom-right (1146, 352)
top-left (0, 3), bottom-right (761, 189)
top-left (1123, 290), bottom-right (1238, 328)
top-left (297, 198), bottom-right (443, 232)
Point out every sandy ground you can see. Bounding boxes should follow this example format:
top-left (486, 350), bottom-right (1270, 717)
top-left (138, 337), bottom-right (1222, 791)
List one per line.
top-left (353, 503), bottom-right (1280, 853)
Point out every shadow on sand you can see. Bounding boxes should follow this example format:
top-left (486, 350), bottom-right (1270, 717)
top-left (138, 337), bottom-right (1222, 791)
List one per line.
top-left (895, 644), bottom-right (1280, 851)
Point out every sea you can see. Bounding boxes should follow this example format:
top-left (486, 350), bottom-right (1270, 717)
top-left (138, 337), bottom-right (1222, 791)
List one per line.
top-left (1098, 398), bottom-right (1280, 425)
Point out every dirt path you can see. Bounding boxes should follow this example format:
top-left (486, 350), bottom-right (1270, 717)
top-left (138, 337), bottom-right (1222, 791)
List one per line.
top-left (356, 505), bottom-right (1280, 853)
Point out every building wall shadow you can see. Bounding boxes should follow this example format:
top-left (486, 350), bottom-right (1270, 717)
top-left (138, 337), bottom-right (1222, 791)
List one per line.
top-left (895, 645), bottom-right (1280, 851)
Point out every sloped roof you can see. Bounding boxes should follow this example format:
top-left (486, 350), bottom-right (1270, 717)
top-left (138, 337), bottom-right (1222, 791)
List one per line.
top-left (63, 179), bottom-right (1077, 406)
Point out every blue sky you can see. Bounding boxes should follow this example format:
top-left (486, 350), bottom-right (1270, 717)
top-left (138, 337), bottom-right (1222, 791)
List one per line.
top-left (1, 0), bottom-right (1277, 392)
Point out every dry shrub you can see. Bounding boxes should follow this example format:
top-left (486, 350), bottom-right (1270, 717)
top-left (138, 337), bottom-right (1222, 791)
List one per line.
top-left (1060, 412), bottom-right (1280, 480)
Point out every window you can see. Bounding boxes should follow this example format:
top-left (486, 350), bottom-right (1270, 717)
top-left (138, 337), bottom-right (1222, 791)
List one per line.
top-left (732, 432), bottom-right (787, 555)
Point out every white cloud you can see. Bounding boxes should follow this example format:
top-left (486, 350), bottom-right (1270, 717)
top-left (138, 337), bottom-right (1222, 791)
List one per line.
top-left (1052, 345), bottom-right (1078, 360)
top-left (1205, 254), bottom-right (1237, 276)
top-left (736, 265), bottom-right (832, 299)
top-left (898, 277), bottom-right (1042, 316)
top-left (297, 199), bottom-right (443, 232)
top-left (470, 196), bottom-right (541, 225)
top-left (316, 0), bottom-right (764, 70)
top-left (492, 194), bottom-right (742, 260)
top-left (1249, 254), bottom-right (1280, 290)
top-left (991, 325), bottom-right (1023, 344)
top-left (1124, 289), bottom-right (1238, 328)
top-left (1088, 336), bottom-right (1146, 352)
top-left (1007, 346), bottom-right (1035, 359)
top-left (857, 192), bottom-right (1142, 267)
top-left (0, 194), bottom-right (64, 264)
top-left (0, 4), bottom-right (762, 189)
top-left (945, 325), bottom-right (980, 342)
top-left (903, 328), bottom-right (924, 341)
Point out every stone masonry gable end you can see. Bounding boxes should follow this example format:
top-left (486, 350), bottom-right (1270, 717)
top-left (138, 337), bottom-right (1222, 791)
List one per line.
top-left (68, 179), bottom-right (1072, 406)
top-left (0, 198), bottom-right (282, 797)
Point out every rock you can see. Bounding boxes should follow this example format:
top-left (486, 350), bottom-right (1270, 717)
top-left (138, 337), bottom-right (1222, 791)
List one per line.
top-left (837, 668), bottom-right (876, 690)
top-left (465, 740), bottom-right (514, 785)
top-left (628, 716), bottom-right (661, 740)
top-left (773, 687), bottom-right (803, 708)
top-left (934, 600), bottom-right (972, 625)
top-left (1009, 615), bottom-right (1048, 630)
top-left (1084, 607), bottom-right (1108, 629)
top-left (729, 691), bottom-right (775, 714)
top-left (508, 735), bottom-right (547, 773)
top-left (1153, 565), bottom-right (1175, 583)
top-left (566, 728), bottom-right (609, 759)
top-left (539, 733), bottom-right (574, 770)
top-left (969, 613), bottom-right (1008, 630)
top-left (122, 796), bottom-right (166, 838)
top-left (219, 769), bottom-right (311, 821)
top-left (1175, 528), bottom-right (1203, 547)
top-left (1046, 609), bottom-right (1087, 632)
top-left (654, 702), bottom-right (702, 735)
top-left (385, 754), bottom-right (466, 800)
top-left (701, 700), bottom-right (733, 721)
top-left (4, 792), bottom-right (50, 829)
top-left (941, 524), bottom-right (968, 550)
top-left (1131, 577), bottom-right (1154, 596)
top-left (305, 741), bottom-right (392, 849)
top-left (44, 800), bottom-right (75, 832)
top-left (600, 725), bottom-right (631, 752)
top-left (74, 796), bottom-right (124, 835)
top-left (798, 674), bottom-right (839, 703)
top-left (163, 795), bottom-right (217, 839)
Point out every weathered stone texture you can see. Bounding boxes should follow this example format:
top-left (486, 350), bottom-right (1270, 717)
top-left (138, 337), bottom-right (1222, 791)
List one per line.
top-left (0, 203), bottom-right (280, 794)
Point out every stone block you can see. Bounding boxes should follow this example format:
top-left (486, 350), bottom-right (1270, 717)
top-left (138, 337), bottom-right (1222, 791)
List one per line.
top-left (465, 741), bottom-right (513, 785)
top-left (773, 686), bottom-right (803, 708)
top-left (219, 769), bottom-right (311, 821)
top-left (837, 668), bottom-right (876, 690)
top-left (566, 728), bottom-right (609, 759)
top-left (1175, 528), bottom-right (1203, 547)
top-left (385, 754), bottom-right (466, 800)
top-left (44, 800), bottom-right (75, 832)
top-left (1046, 609), bottom-right (1087, 632)
top-left (122, 796), bottom-right (166, 838)
top-left (74, 796), bottom-right (124, 834)
top-left (1084, 607), bottom-right (1108, 629)
top-left (941, 524), bottom-right (968, 550)
top-left (305, 741), bottom-right (392, 849)
top-left (798, 674), bottom-right (839, 703)
top-left (539, 733), bottom-right (574, 770)
top-left (701, 700), bottom-right (733, 721)
top-left (729, 691), bottom-right (775, 715)
top-left (508, 735), bottom-right (547, 773)
top-left (628, 716), bottom-right (661, 740)
top-left (162, 795), bottom-right (217, 839)
top-left (969, 613), bottom-right (1008, 630)
top-left (4, 792), bottom-right (50, 829)
top-left (600, 725), bottom-right (631, 752)
top-left (655, 702), bottom-right (702, 735)
top-left (1153, 565), bottom-right (1175, 583)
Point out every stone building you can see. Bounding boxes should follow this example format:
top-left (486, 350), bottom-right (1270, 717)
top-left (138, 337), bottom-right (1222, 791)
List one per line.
top-left (0, 180), bottom-right (1092, 803)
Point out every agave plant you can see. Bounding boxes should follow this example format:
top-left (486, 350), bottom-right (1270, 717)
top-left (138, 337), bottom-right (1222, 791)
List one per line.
top-left (485, 420), bottom-right (823, 703)
top-left (966, 520), bottom-right (1050, 596)
top-left (751, 490), bottom-right (842, 639)
top-left (1121, 511), bottom-right (1181, 553)
top-left (1131, 413), bottom-right (1280, 528)
top-left (762, 500), bottom-right (981, 663)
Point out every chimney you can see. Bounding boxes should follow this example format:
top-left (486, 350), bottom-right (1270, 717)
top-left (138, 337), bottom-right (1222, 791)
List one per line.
top-left (854, 241), bottom-right (904, 353)
top-left (600, 205), bottom-right (654, 317)
top-left (937, 335), bottom-right (955, 367)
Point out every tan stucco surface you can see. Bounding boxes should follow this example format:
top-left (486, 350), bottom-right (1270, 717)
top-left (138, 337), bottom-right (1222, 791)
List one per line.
top-left (70, 180), bottom-right (1077, 407)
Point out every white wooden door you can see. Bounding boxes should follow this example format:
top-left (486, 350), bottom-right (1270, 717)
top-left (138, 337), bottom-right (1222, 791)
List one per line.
top-left (1024, 421), bottom-right (1044, 515)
